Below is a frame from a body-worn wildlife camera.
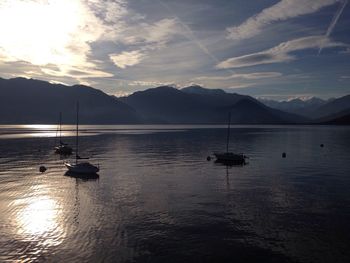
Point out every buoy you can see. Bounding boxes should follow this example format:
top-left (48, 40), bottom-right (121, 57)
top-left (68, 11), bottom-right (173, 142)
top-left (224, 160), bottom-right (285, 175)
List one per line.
top-left (282, 152), bottom-right (286, 158)
top-left (207, 156), bottom-right (211, 161)
top-left (39, 166), bottom-right (47, 173)
top-left (320, 144), bottom-right (324, 148)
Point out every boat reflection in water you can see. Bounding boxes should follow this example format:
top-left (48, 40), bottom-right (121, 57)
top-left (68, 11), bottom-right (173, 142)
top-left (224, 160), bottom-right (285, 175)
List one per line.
top-left (64, 171), bottom-right (99, 181)
top-left (214, 156), bottom-right (248, 166)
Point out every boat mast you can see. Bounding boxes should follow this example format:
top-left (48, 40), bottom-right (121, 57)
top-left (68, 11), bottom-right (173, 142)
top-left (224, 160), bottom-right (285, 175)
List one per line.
top-left (226, 111), bottom-right (231, 153)
top-left (76, 102), bottom-right (79, 164)
top-left (59, 112), bottom-right (62, 144)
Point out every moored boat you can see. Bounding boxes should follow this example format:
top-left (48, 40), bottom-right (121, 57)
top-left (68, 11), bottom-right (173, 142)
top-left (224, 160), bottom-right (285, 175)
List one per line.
top-left (54, 112), bottom-right (72, 155)
top-left (65, 102), bottom-right (99, 175)
top-left (65, 161), bottom-right (99, 174)
top-left (214, 112), bottom-right (247, 164)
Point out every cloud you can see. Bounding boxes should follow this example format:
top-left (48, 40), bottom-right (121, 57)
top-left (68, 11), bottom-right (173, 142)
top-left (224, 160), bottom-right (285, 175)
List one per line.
top-left (196, 71), bottom-right (282, 80)
top-left (128, 80), bottom-right (175, 87)
top-left (217, 35), bottom-right (346, 69)
top-left (0, 0), bottom-right (184, 79)
top-left (227, 0), bottom-right (338, 40)
top-left (109, 51), bottom-right (146, 69)
top-left (226, 83), bottom-right (256, 89)
top-left (108, 18), bottom-right (187, 69)
top-left (116, 18), bottom-right (183, 47)
top-left (114, 90), bottom-right (131, 97)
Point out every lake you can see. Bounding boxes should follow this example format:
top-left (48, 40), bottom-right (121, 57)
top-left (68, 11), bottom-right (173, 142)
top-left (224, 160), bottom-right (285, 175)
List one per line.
top-left (0, 125), bottom-right (349, 262)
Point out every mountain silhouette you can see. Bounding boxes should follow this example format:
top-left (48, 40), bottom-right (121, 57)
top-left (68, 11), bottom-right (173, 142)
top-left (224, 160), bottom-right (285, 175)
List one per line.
top-left (322, 114), bottom-right (350, 125)
top-left (317, 108), bottom-right (350, 125)
top-left (182, 85), bottom-right (226, 95)
top-left (0, 77), bottom-right (140, 124)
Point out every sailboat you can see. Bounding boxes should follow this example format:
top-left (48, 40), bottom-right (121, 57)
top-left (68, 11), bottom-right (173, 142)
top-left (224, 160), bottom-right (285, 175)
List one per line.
top-left (214, 112), bottom-right (247, 164)
top-left (65, 102), bottom-right (100, 174)
top-left (55, 112), bottom-right (73, 155)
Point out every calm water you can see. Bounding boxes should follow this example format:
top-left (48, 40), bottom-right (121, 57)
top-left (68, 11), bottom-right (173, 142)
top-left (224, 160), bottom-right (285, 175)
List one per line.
top-left (0, 125), bottom-right (349, 263)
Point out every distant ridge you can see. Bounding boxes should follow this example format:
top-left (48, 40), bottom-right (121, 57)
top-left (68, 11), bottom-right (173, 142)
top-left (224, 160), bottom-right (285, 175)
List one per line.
top-left (308, 95), bottom-right (350, 119)
top-left (259, 97), bottom-right (328, 117)
top-left (259, 95), bottom-right (350, 121)
top-left (317, 108), bottom-right (350, 125)
top-left (322, 114), bottom-right (350, 125)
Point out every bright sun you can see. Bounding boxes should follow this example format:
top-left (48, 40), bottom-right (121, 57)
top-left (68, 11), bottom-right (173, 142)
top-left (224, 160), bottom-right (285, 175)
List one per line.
top-left (0, 0), bottom-right (82, 65)
top-left (0, 0), bottom-right (107, 78)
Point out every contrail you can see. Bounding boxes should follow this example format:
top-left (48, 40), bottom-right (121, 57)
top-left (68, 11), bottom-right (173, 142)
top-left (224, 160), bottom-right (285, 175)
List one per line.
top-left (157, 0), bottom-right (234, 75)
top-left (318, 0), bottom-right (348, 55)
top-left (156, 0), bottom-right (218, 62)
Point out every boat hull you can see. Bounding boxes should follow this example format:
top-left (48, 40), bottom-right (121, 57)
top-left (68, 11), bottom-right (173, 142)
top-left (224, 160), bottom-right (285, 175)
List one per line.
top-left (65, 162), bottom-right (99, 174)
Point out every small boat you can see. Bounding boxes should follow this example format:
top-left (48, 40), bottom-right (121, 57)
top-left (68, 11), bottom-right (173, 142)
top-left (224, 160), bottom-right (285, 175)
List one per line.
top-left (65, 102), bottom-right (99, 175)
top-left (55, 143), bottom-right (73, 155)
top-left (214, 112), bottom-right (247, 165)
top-left (65, 161), bottom-right (99, 174)
top-left (54, 112), bottom-right (73, 155)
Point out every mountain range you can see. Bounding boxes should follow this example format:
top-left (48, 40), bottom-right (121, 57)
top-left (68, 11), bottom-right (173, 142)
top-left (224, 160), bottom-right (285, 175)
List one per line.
top-left (259, 97), bottom-right (328, 117)
top-left (0, 77), bottom-right (349, 124)
top-left (259, 96), bottom-right (350, 122)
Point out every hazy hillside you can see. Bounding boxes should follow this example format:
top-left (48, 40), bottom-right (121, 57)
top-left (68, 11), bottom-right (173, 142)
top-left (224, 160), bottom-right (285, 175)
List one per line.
top-left (259, 97), bottom-right (328, 117)
top-left (322, 114), bottom-right (350, 125)
top-left (308, 95), bottom-right (350, 119)
top-left (0, 77), bottom-right (140, 124)
top-left (260, 95), bottom-right (350, 122)
top-left (317, 108), bottom-right (350, 125)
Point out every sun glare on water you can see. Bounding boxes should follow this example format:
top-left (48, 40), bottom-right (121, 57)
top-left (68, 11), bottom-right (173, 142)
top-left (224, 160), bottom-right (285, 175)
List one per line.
top-left (13, 194), bottom-right (66, 249)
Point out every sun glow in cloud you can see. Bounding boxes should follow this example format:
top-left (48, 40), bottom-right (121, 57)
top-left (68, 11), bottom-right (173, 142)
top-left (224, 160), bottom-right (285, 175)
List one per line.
top-left (0, 0), bottom-right (111, 78)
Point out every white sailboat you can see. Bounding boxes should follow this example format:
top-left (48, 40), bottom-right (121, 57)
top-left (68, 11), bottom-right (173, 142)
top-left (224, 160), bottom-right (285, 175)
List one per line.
top-left (214, 112), bottom-right (247, 164)
top-left (54, 112), bottom-right (73, 155)
top-left (65, 102), bottom-right (100, 174)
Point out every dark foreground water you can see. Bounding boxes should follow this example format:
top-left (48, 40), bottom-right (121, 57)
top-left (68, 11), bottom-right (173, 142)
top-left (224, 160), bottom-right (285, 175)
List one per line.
top-left (0, 125), bottom-right (349, 263)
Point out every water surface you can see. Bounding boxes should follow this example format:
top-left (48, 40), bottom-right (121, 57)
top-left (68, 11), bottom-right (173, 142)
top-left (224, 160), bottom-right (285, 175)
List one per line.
top-left (0, 125), bottom-right (349, 262)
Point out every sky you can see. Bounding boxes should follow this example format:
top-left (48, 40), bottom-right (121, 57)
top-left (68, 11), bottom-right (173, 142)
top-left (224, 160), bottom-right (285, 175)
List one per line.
top-left (0, 0), bottom-right (349, 100)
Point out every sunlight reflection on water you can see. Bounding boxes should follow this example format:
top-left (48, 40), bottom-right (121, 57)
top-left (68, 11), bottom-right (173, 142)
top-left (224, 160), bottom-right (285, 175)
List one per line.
top-left (12, 183), bottom-right (66, 251)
